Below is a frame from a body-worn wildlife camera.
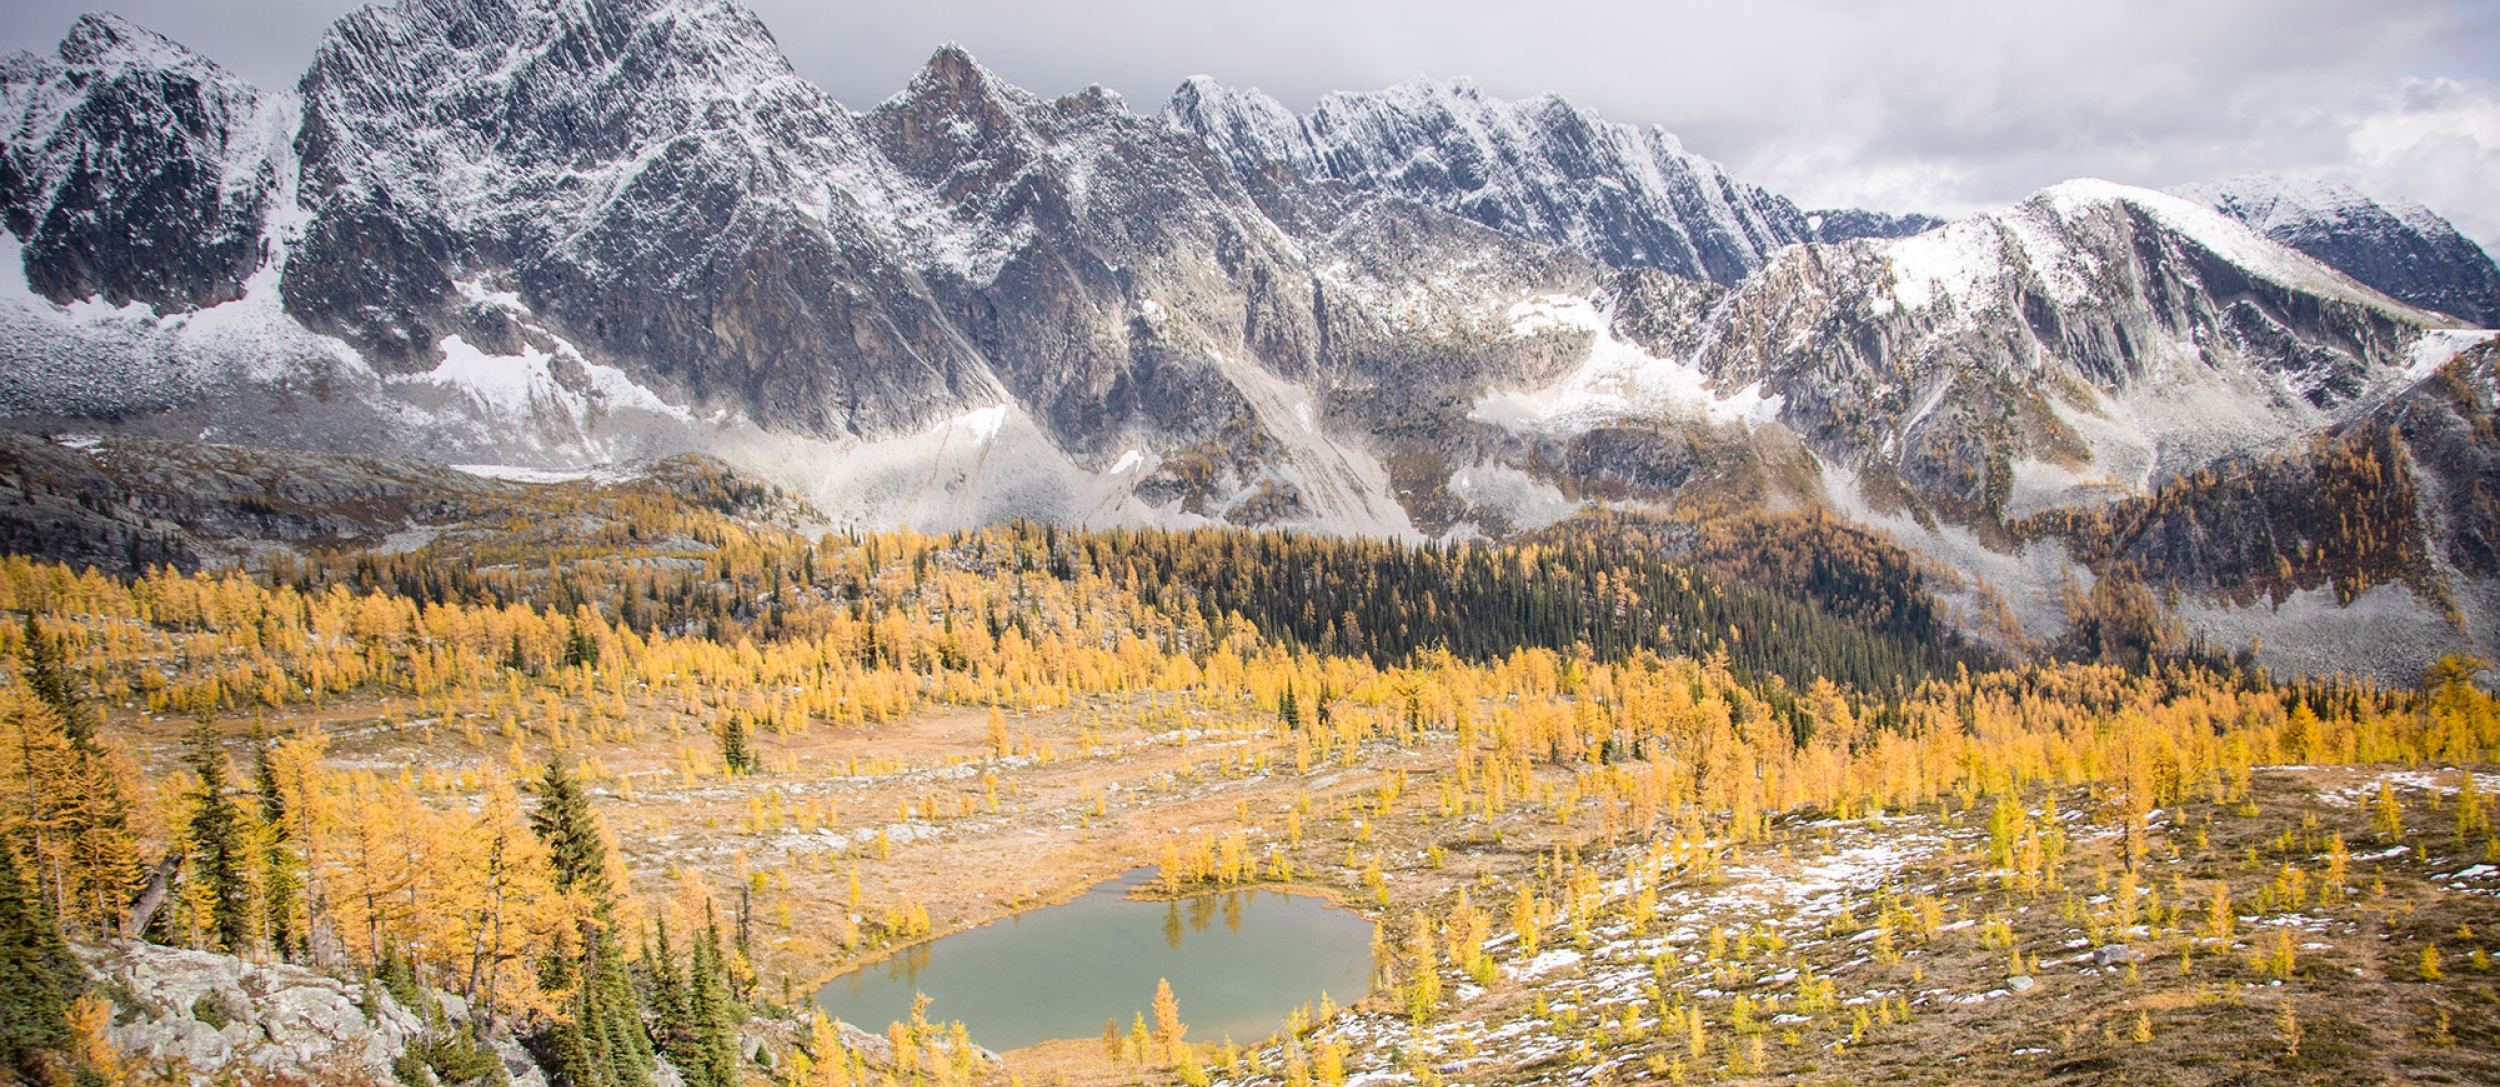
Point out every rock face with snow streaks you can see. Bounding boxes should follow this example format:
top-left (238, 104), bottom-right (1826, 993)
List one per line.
top-left (1167, 75), bottom-right (1816, 284)
top-left (1687, 181), bottom-right (2451, 526)
top-left (0, 13), bottom-right (281, 313)
top-left (286, 0), bottom-right (994, 431)
top-left (2174, 173), bottom-right (2500, 329)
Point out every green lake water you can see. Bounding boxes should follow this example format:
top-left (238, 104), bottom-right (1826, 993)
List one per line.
top-left (812, 869), bottom-right (1375, 1051)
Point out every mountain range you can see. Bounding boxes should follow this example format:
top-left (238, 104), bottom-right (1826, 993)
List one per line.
top-left (3, 0), bottom-right (2498, 679)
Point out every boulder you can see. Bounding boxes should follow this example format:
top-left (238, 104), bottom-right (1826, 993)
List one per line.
top-left (2092, 944), bottom-right (2144, 966)
top-left (78, 940), bottom-right (443, 1085)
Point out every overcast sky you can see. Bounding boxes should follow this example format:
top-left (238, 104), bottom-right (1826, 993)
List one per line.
top-left (7, 0), bottom-right (2500, 250)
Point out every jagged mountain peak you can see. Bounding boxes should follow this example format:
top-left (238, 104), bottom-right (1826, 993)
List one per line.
top-left (303, 0), bottom-right (816, 153)
top-left (1168, 71), bottom-right (1814, 283)
top-left (872, 42), bottom-right (1048, 173)
top-left (54, 11), bottom-right (221, 72)
top-left (1, 9), bottom-right (277, 313)
top-left (2169, 171), bottom-right (2500, 327)
top-left (904, 42), bottom-right (1028, 105)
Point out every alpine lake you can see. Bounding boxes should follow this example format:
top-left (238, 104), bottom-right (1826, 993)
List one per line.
top-left (813, 870), bottom-right (1377, 1052)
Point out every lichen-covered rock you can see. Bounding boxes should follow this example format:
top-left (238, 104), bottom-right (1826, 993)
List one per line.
top-left (80, 941), bottom-right (423, 1085)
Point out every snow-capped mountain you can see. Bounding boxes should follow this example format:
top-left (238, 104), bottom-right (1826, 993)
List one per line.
top-left (0, 13), bottom-right (283, 313)
top-left (2173, 173), bottom-right (2500, 329)
top-left (1, 0), bottom-right (2495, 673)
top-left (1167, 75), bottom-right (1902, 285)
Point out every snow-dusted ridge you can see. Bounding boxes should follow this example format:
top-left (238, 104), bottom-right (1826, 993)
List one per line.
top-left (1168, 74), bottom-right (1818, 284)
top-left (2172, 172), bottom-right (2500, 328)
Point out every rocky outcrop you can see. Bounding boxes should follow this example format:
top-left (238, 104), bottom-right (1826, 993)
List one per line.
top-left (0, 14), bottom-right (281, 313)
top-left (1807, 207), bottom-right (1945, 242)
top-left (81, 940), bottom-right (430, 1085)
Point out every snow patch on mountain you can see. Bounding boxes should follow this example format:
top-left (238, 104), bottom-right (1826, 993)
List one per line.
top-left (2404, 328), bottom-right (2499, 380)
top-left (2055, 180), bottom-right (2406, 311)
top-left (1471, 294), bottom-right (1781, 436)
top-left (708, 404), bottom-right (1150, 535)
top-left (1447, 462), bottom-right (1580, 533)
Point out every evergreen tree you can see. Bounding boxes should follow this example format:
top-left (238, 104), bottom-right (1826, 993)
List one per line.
top-left (586, 939), bottom-right (656, 1087)
top-left (678, 909), bottom-right (741, 1087)
top-left (527, 759), bottom-right (653, 1087)
top-left (716, 715), bottom-right (758, 777)
top-left (565, 619), bottom-right (599, 669)
top-left (252, 730), bottom-right (303, 960)
top-left (18, 616), bottom-right (93, 750)
top-left (1278, 684), bottom-right (1300, 731)
top-left (182, 715), bottom-right (254, 953)
top-left (531, 760), bottom-right (611, 909)
top-left (646, 918), bottom-right (689, 1058)
top-left (0, 845), bottom-right (76, 1080)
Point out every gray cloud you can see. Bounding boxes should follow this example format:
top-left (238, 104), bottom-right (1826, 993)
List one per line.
top-left (5, 0), bottom-right (2497, 248)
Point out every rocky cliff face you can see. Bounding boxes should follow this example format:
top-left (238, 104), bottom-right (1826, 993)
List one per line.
top-left (2173, 173), bottom-right (2500, 329)
top-left (0, 14), bottom-right (283, 314)
top-left (285, 0), bottom-right (991, 428)
top-left (1807, 207), bottom-right (1946, 242)
top-left (1167, 75), bottom-right (1820, 284)
top-left (1679, 181), bottom-right (2451, 526)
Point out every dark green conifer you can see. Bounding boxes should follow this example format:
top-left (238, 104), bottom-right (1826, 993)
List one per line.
top-left (716, 715), bottom-right (758, 777)
top-left (680, 909), bottom-right (740, 1087)
top-left (565, 619), bottom-right (599, 669)
top-left (20, 616), bottom-right (94, 749)
top-left (252, 729), bottom-right (302, 960)
top-left (0, 845), bottom-right (76, 1080)
top-left (528, 760), bottom-right (653, 1087)
top-left (531, 760), bottom-right (611, 908)
top-left (646, 918), bottom-right (689, 1057)
top-left (182, 715), bottom-right (253, 953)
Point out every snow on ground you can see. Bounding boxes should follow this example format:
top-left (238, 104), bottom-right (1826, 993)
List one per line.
top-left (2045, 181), bottom-right (2418, 315)
top-left (2406, 328), bottom-right (2499, 379)
top-left (2315, 768), bottom-right (2500, 807)
top-left (1224, 813), bottom-right (1962, 1087)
